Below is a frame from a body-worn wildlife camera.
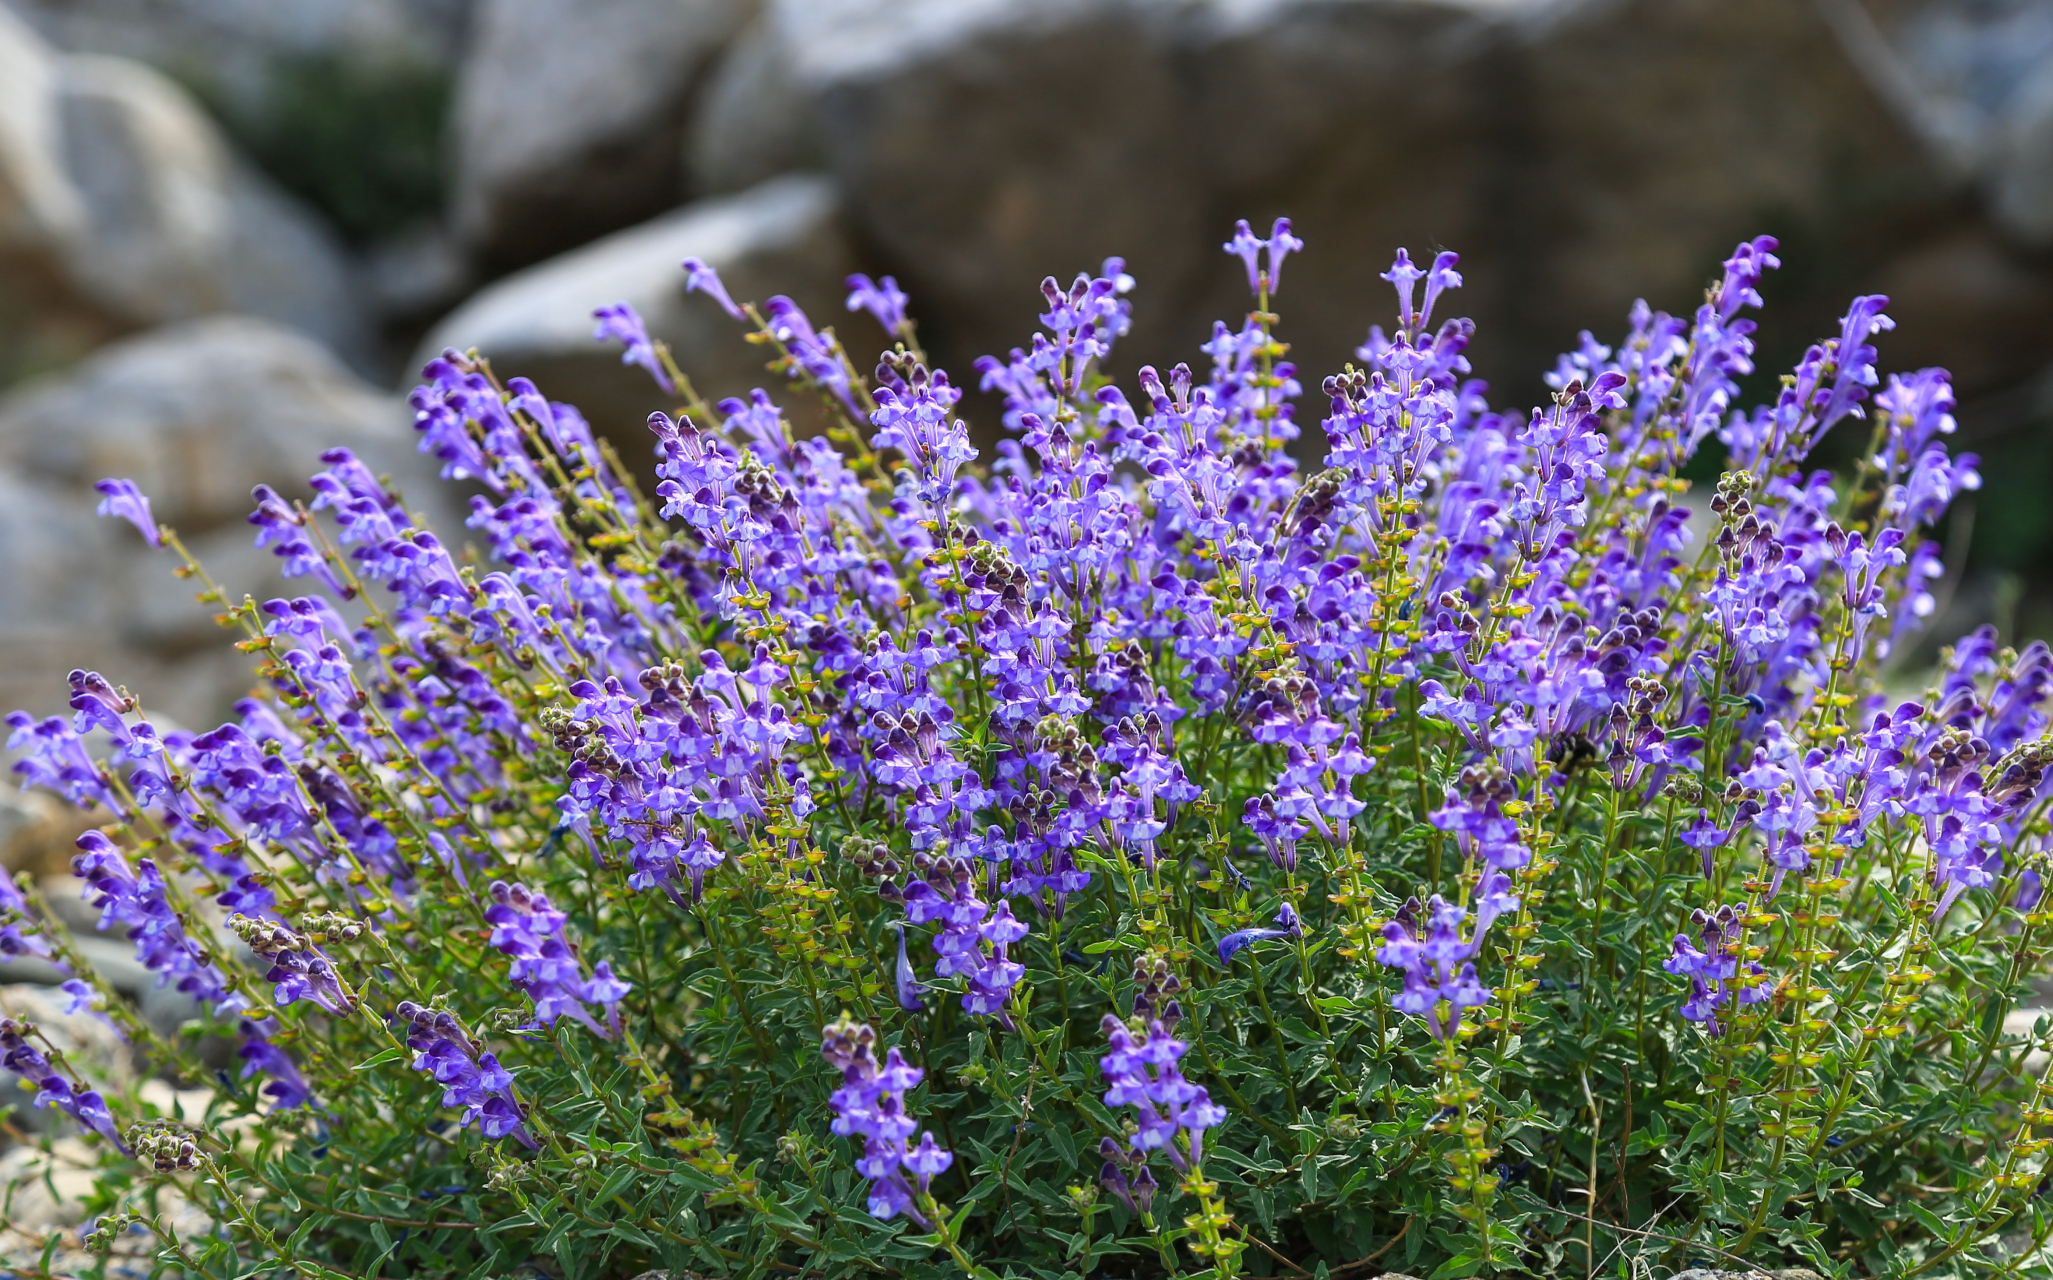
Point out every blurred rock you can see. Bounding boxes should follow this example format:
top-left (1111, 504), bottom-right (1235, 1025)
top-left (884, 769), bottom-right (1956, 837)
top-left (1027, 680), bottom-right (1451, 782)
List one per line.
top-left (0, 467), bottom-right (136, 723)
top-left (1864, 0), bottom-right (2053, 248)
top-left (714, 0), bottom-right (2043, 404)
top-left (7, 0), bottom-right (469, 116)
top-left (0, 788), bottom-right (93, 877)
top-left (0, 315), bottom-right (444, 532)
top-left (452, 0), bottom-right (758, 268)
top-left (418, 173), bottom-right (853, 460)
top-left (31, 877), bottom-right (98, 937)
top-left (0, 9), bottom-right (366, 384)
top-left (1989, 63), bottom-right (2053, 246)
top-left (0, 316), bottom-right (461, 726)
top-left (686, 13), bottom-right (822, 195)
top-left (361, 220), bottom-right (478, 325)
top-left (0, 1138), bottom-right (99, 1233)
top-left (0, 877), bottom-right (154, 991)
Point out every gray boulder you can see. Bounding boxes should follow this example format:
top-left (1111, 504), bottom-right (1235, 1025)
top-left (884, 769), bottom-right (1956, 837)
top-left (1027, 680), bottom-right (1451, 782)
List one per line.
top-left (702, 0), bottom-right (2047, 402)
top-left (0, 9), bottom-right (365, 383)
top-left (0, 316), bottom-right (460, 727)
top-left (685, 11), bottom-right (822, 196)
top-left (1861, 0), bottom-right (2053, 247)
top-left (1990, 61), bottom-right (2053, 246)
top-left (417, 173), bottom-right (854, 462)
top-left (0, 467), bottom-right (135, 724)
top-left (6, 0), bottom-right (468, 116)
top-left (451, 0), bottom-right (758, 268)
top-left (0, 314), bottom-right (446, 532)
top-left (0, 788), bottom-right (96, 880)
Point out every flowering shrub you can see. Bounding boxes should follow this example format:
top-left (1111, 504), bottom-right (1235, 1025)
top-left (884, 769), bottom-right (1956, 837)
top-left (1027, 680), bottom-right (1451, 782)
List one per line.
top-left (2, 218), bottom-right (2049, 1280)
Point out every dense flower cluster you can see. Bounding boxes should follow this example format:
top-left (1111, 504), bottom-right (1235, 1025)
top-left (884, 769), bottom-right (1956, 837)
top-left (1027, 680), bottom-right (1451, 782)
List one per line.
top-left (1098, 1014), bottom-right (1225, 1165)
top-left (397, 1001), bottom-right (534, 1148)
top-left (821, 1017), bottom-right (951, 1225)
top-left (484, 879), bottom-right (630, 1035)
top-left (1375, 894), bottom-right (1497, 1040)
top-left (1663, 904), bottom-right (1770, 1032)
top-left (3, 215), bottom-right (2047, 1280)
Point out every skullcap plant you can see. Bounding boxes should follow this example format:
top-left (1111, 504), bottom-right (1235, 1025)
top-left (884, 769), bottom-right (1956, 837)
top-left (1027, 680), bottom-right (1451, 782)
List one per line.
top-left (5, 213), bottom-right (2051, 1280)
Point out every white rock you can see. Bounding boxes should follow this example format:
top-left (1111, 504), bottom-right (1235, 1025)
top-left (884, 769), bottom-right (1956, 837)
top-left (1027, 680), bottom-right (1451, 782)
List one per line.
top-left (0, 316), bottom-right (462, 726)
top-left (0, 1134), bottom-right (213, 1274)
top-left (0, 10), bottom-right (365, 379)
top-left (417, 174), bottom-right (853, 450)
top-left (451, 0), bottom-right (758, 266)
top-left (0, 1137), bottom-right (100, 1233)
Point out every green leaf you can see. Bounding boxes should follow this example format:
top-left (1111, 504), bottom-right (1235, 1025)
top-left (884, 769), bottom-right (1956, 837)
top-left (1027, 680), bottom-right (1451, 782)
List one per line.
top-left (350, 1047), bottom-right (404, 1071)
top-left (593, 1165), bottom-right (638, 1206)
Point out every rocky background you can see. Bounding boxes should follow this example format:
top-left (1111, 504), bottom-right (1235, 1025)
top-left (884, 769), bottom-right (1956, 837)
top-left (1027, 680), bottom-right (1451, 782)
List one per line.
top-left (3, 0), bottom-right (2053, 1255)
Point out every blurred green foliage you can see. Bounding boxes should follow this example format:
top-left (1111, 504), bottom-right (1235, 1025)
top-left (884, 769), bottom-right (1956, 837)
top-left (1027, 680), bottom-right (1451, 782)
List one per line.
top-left (195, 53), bottom-right (450, 247)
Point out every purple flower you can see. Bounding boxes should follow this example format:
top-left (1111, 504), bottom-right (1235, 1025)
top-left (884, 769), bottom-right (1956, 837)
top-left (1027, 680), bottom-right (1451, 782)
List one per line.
top-left (1098, 1014), bottom-right (1225, 1170)
top-left (821, 1016), bottom-right (949, 1225)
top-left (485, 880), bottom-right (629, 1037)
top-left (1375, 895), bottom-right (1492, 1040)
top-left (1380, 248), bottom-right (1426, 325)
top-left (891, 923), bottom-right (924, 1012)
top-left (1100, 1149), bottom-right (1159, 1216)
top-left (237, 1022), bottom-right (311, 1110)
top-left (93, 479), bottom-right (159, 546)
top-left (846, 273), bottom-right (911, 335)
top-left (249, 484), bottom-right (352, 599)
top-left (396, 1000), bottom-right (535, 1148)
top-left (231, 915), bottom-right (351, 1015)
top-left (8, 711), bottom-right (107, 806)
top-left (0, 1017), bottom-right (125, 1148)
top-left (1430, 765), bottom-right (1530, 871)
top-left (1217, 901), bottom-right (1305, 965)
top-left (682, 256), bottom-right (745, 320)
top-left (1662, 905), bottom-right (1769, 1033)
top-left (766, 295), bottom-right (856, 410)
top-left (593, 302), bottom-right (675, 393)
top-left (73, 832), bottom-right (244, 1019)
top-left (901, 855), bottom-right (1027, 1021)
top-left (0, 871), bottom-right (53, 963)
top-left (1223, 217), bottom-right (1303, 295)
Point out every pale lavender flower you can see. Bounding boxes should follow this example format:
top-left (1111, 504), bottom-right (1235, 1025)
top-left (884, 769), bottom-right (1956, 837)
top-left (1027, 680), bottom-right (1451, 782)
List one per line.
top-left (846, 273), bottom-right (911, 335)
top-left (93, 479), bottom-right (159, 546)
top-left (822, 1016), bottom-right (949, 1225)
top-left (592, 302), bottom-right (674, 393)
top-left (681, 257), bottom-right (744, 319)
